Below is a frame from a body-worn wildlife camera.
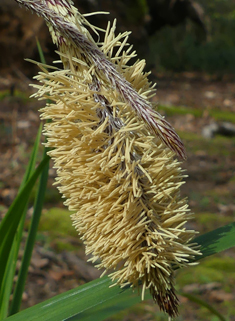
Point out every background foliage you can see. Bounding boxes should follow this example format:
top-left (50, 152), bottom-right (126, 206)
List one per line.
top-left (149, 0), bottom-right (235, 73)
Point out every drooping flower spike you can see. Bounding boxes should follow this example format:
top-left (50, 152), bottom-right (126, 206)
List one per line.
top-left (16, 0), bottom-right (186, 159)
top-left (15, 0), bottom-right (200, 317)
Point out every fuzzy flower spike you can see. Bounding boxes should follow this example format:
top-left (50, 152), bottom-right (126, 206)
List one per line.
top-left (15, 0), bottom-right (200, 317)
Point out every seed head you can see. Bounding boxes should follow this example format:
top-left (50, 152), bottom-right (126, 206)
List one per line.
top-left (15, 0), bottom-right (200, 317)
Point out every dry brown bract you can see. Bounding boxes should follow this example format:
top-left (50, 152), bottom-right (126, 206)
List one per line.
top-left (15, 0), bottom-right (200, 317)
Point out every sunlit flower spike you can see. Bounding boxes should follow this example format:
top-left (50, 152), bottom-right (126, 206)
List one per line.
top-left (15, 0), bottom-right (200, 317)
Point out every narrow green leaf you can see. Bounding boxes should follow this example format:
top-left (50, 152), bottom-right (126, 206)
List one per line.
top-left (36, 38), bottom-right (46, 65)
top-left (0, 155), bottom-right (50, 300)
top-left (19, 123), bottom-right (43, 191)
top-left (4, 223), bottom-right (235, 321)
top-left (10, 145), bottom-right (50, 315)
top-left (0, 155), bottom-right (49, 247)
top-left (180, 292), bottom-right (227, 321)
top-left (5, 277), bottom-right (140, 321)
top-left (9, 40), bottom-right (50, 316)
top-left (0, 125), bottom-right (43, 319)
top-left (0, 243), bottom-right (18, 320)
top-left (65, 287), bottom-right (151, 321)
top-left (193, 222), bottom-right (235, 260)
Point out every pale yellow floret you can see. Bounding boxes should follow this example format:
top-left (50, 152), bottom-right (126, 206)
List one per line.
top-left (26, 1), bottom-right (201, 317)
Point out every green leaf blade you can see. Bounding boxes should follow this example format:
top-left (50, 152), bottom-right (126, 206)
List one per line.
top-left (10, 148), bottom-right (50, 315)
top-left (0, 125), bottom-right (43, 319)
top-left (180, 292), bottom-right (227, 321)
top-left (4, 222), bottom-right (235, 321)
top-left (5, 277), bottom-right (141, 321)
top-left (0, 155), bottom-right (50, 305)
top-left (194, 222), bottom-right (235, 260)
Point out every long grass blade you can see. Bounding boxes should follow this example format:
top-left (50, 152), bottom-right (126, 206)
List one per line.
top-left (10, 143), bottom-right (50, 315)
top-left (0, 244), bottom-right (18, 320)
top-left (9, 40), bottom-right (50, 316)
top-left (4, 221), bottom-right (235, 321)
top-left (5, 277), bottom-right (140, 321)
top-left (0, 125), bottom-right (43, 319)
top-left (180, 292), bottom-right (227, 321)
top-left (193, 222), bottom-right (235, 260)
top-left (36, 38), bottom-right (46, 65)
top-left (19, 123), bottom-right (43, 190)
top-left (0, 155), bottom-right (50, 301)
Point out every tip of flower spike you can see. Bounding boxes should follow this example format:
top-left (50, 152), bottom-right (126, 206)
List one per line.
top-left (150, 286), bottom-right (179, 318)
top-left (159, 125), bottom-right (187, 160)
top-left (145, 109), bottom-right (187, 160)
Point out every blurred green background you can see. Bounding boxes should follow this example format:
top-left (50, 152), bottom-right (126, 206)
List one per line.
top-left (149, 0), bottom-right (235, 74)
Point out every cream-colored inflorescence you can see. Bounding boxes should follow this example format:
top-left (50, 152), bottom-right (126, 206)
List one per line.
top-left (16, 0), bottom-right (200, 317)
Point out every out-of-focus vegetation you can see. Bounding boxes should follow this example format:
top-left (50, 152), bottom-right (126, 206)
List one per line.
top-left (1, 0), bottom-right (234, 76)
top-left (149, 0), bottom-right (235, 74)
